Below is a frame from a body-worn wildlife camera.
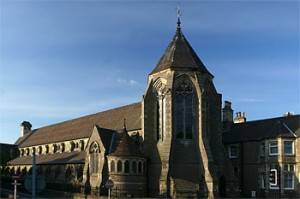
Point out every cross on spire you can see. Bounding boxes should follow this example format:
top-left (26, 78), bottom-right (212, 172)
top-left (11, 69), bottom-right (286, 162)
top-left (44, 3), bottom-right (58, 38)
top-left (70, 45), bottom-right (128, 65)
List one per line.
top-left (176, 6), bottom-right (182, 30)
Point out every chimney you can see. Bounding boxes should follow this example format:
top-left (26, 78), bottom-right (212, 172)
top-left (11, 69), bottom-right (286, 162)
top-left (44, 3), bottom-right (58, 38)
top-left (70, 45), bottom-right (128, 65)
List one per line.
top-left (20, 121), bottom-right (32, 137)
top-left (222, 101), bottom-right (233, 122)
top-left (284, 112), bottom-right (294, 117)
top-left (234, 112), bottom-right (246, 123)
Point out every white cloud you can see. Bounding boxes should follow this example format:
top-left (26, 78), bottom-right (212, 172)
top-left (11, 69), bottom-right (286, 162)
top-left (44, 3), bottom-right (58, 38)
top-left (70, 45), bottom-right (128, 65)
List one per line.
top-left (237, 98), bottom-right (265, 103)
top-left (117, 78), bottom-right (139, 86)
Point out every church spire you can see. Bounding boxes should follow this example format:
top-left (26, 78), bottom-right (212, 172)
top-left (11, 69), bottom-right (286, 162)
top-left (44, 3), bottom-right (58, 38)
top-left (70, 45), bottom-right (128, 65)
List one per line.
top-left (149, 12), bottom-right (213, 77)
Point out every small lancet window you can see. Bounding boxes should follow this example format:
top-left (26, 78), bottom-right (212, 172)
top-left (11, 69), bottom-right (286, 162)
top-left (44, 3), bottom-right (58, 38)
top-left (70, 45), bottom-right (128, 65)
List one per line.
top-left (132, 161), bottom-right (137, 174)
top-left (117, 160), bottom-right (122, 173)
top-left (89, 142), bottom-right (100, 174)
top-left (110, 160), bottom-right (115, 172)
top-left (124, 160), bottom-right (130, 173)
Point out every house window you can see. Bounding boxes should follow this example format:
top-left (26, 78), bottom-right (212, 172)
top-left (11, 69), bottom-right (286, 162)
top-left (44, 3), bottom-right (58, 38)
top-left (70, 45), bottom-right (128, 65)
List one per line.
top-left (284, 140), bottom-right (294, 155)
top-left (269, 164), bottom-right (279, 189)
top-left (260, 142), bottom-right (265, 157)
top-left (174, 76), bottom-right (196, 140)
top-left (269, 141), bottom-right (278, 155)
top-left (260, 172), bottom-right (266, 189)
top-left (89, 142), bottom-right (100, 174)
top-left (284, 164), bottom-right (294, 189)
top-left (228, 145), bottom-right (238, 158)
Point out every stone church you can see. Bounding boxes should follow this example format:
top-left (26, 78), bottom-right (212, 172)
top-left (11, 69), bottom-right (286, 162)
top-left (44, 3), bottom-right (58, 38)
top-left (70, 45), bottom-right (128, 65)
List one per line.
top-left (6, 19), bottom-right (299, 198)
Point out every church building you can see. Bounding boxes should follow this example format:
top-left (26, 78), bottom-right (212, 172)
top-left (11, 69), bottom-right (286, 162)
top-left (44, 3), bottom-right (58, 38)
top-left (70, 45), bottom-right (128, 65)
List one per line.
top-left (5, 18), bottom-right (300, 198)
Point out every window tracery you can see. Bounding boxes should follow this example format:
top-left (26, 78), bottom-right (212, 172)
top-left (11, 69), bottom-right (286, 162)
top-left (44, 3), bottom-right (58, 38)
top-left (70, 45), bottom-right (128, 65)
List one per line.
top-left (89, 142), bottom-right (100, 174)
top-left (173, 76), bottom-right (196, 140)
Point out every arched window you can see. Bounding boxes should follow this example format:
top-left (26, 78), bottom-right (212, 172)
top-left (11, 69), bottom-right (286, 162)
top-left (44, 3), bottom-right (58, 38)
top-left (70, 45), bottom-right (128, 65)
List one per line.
top-left (61, 143), bottom-right (65, 152)
top-left (32, 147), bottom-right (36, 155)
top-left (138, 161), bottom-right (142, 173)
top-left (70, 141), bottom-right (75, 152)
top-left (117, 160), bottom-right (122, 173)
top-left (26, 148), bottom-right (30, 156)
top-left (38, 146), bottom-right (42, 154)
top-left (132, 161), bottom-right (137, 174)
top-left (80, 140), bottom-right (85, 151)
top-left (21, 149), bottom-right (24, 156)
top-left (153, 78), bottom-right (166, 142)
top-left (45, 145), bottom-right (49, 154)
top-left (89, 142), bottom-right (100, 174)
top-left (77, 165), bottom-right (84, 182)
top-left (52, 144), bottom-right (58, 153)
top-left (110, 160), bottom-right (115, 172)
top-left (173, 76), bottom-right (196, 139)
top-left (124, 160), bottom-right (130, 173)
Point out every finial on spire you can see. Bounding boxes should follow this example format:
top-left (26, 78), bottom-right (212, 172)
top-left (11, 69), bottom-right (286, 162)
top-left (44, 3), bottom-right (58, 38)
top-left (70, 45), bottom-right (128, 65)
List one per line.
top-left (176, 5), bottom-right (182, 30)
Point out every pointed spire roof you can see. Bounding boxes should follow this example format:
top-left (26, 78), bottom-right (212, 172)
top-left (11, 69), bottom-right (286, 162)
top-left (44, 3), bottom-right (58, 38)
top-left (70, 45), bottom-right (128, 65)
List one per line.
top-left (150, 20), bottom-right (212, 76)
top-left (109, 120), bottom-right (143, 157)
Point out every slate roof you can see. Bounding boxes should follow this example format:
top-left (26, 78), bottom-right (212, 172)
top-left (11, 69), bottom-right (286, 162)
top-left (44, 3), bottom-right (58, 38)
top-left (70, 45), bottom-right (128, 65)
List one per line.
top-left (150, 21), bottom-right (212, 76)
top-left (109, 128), bottom-right (143, 157)
top-left (223, 115), bottom-right (300, 144)
top-left (16, 103), bottom-right (142, 148)
top-left (8, 151), bottom-right (85, 165)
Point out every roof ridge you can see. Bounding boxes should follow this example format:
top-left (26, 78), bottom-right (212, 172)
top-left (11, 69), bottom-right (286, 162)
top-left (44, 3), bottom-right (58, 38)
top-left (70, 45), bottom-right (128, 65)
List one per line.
top-left (234, 114), bottom-right (300, 125)
top-left (32, 102), bottom-right (141, 131)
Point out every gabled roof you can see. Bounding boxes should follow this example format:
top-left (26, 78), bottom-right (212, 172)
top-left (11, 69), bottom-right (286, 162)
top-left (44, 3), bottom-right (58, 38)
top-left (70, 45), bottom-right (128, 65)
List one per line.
top-left (16, 103), bottom-right (142, 148)
top-left (223, 115), bottom-right (300, 144)
top-left (8, 151), bottom-right (85, 165)
top-left (150, 20), bottom-right (212, 76)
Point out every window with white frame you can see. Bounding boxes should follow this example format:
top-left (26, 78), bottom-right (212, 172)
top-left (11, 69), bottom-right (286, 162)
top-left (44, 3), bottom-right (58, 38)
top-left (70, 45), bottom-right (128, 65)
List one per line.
top-left (269, 164), bottom-right (279, 189)
top-left (284, 164), bottom-right (294, 189)
top-left (283, 140), bottom-right (294, 155)
top-left (269, 141), bottom-right (278, 155)
top-left (228, 145), bottom-right (238, 158)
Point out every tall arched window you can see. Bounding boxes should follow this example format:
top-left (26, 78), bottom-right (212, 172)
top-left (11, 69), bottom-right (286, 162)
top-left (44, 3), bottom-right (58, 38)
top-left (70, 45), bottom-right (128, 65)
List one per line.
top-left (89, 142), bottom-right (100, 174)
top-left (124, 160), bottom-right (130, 173)
top-left (110, 160), bottom-right (115, 172)
top-left (173, 76), bottom-right (196, 140)
top-left (153, 78), bottom-right (166, 141)
top-left (117, 160), bottom-right (122, 173)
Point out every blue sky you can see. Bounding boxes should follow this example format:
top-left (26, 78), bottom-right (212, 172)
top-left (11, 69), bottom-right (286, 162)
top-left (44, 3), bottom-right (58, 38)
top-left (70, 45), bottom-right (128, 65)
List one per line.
top-left (0, 1), bottom-right (299, 144)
